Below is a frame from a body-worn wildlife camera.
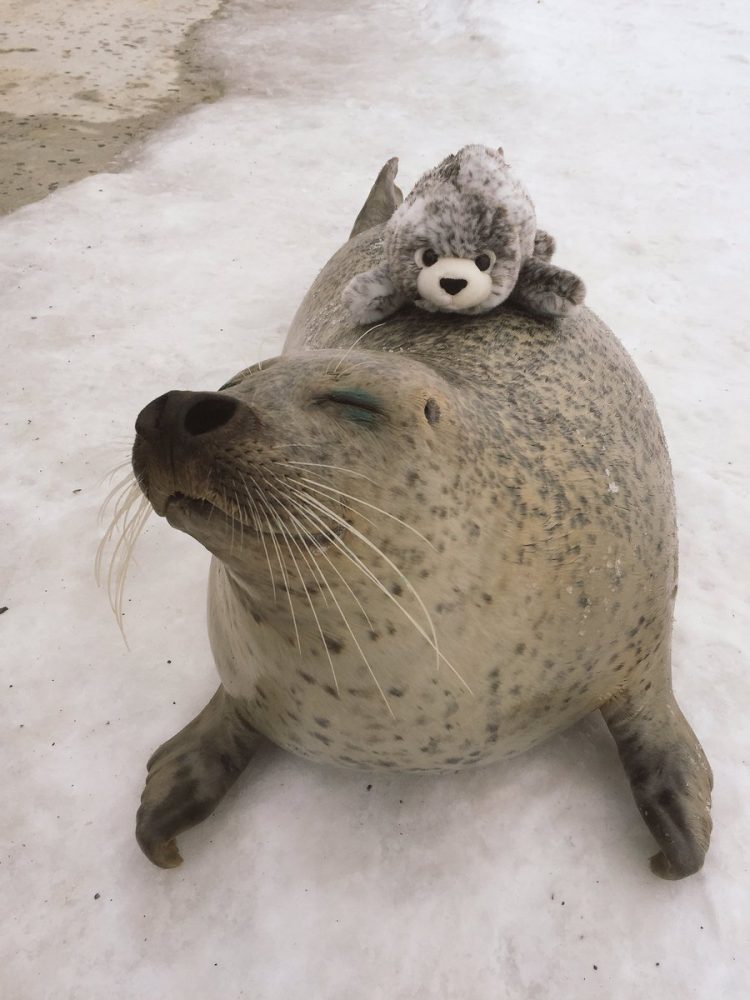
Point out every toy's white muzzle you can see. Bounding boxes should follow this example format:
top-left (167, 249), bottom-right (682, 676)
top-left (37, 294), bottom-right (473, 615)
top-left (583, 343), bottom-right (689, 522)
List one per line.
top-left (416, 257), bottom-right (493, 311)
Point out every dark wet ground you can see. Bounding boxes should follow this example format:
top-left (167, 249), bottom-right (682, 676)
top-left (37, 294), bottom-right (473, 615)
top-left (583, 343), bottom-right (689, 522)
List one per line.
top-left (0, 6), bottom-right (224, 216)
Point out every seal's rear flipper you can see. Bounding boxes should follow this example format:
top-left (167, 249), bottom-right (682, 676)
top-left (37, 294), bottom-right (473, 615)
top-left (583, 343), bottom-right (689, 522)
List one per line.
top-left (350, 157), bottom-right (403, 239)
top-left (601, 683), bottom-right (713, 879)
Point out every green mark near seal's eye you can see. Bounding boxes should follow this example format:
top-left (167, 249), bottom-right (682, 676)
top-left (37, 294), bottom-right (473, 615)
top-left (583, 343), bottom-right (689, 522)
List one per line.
top-left (322, 389), bottom-right (384, 424)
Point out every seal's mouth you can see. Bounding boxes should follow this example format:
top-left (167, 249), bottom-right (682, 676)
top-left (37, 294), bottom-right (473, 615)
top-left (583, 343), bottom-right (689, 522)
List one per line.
top-left (164, 492), bottom-right (345, 547)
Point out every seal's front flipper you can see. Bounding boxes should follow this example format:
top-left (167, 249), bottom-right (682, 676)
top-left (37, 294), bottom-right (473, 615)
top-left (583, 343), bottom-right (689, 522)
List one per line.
top-left (601, 686), bottom-right (713, 879)
top-left (342, 264), bottom-right (408, 325)
top-left (136, 686), bottom-right (262, 868)
top-left (511, 258), bottom-right (585, 318)
top-left (350, 157), bottom-right (403, 239)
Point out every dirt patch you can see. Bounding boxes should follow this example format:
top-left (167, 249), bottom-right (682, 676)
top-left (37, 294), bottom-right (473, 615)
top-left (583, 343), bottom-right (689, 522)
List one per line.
top-left (0, 2), bottom-right (226, 216)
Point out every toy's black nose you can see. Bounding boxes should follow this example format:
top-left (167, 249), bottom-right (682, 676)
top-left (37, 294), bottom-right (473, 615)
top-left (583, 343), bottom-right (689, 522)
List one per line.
top-left (440, 277), bottom-right (468, 296)
top-left (135, 390), bottom-right (240, 443)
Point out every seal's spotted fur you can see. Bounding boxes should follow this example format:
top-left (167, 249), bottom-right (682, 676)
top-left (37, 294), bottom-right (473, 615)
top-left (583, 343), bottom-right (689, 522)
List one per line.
top-left (131, 162), bottom-right (712, 879)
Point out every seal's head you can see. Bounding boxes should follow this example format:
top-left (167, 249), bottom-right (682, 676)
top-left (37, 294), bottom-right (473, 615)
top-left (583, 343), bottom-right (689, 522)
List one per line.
top-left (132, 350), bottom-right (460, 599)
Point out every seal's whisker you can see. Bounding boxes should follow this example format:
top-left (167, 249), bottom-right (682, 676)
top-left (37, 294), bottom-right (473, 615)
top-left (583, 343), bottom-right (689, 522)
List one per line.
top-left (259, 484), bottom-right (340, 694)
top-left (290, 487), bottom-right (437, 650)
top-left (273, 494), bottom-right (392, 715)
top-left (318, 577), bottom-right (393, 716)
top-left (232, 488), bottom-right (246, 549)
top-left (225, 485), bottom-right (238, 554)
top-left (98, 473), bottom-right (140, 524)
top-left (238, 476), bottom-right (278, 604)
top-left (96, 476), bottom-right (150, 626)
top-left (332, 360), bottom-right (371, 381)
top-left (294, 474), bottom-right (438, 552)
top-left (264, 442), bottom-right (330, 452)
top-left (289, 491), bottom-right (427, 640)
top-left (96, 489), bottom-right (150, 641)
top-left (280, 461), bottom-right (376, 484)
top-left (330, 322), bottom-right (385, 375)
top-left (290, 488), bottom-right (472, 694)
top-left (97, 461), bottom-right (135, 491)
top-left (255, 494), bottom-right (302, 653)
top-left (96, 484), bottom-right (140, 583)
top-left (264, 476), bottom-right (371, 628)
top-left (113, 499), bottom-right (151, 633)
top-left (260, 476), bottom-right (331, 605)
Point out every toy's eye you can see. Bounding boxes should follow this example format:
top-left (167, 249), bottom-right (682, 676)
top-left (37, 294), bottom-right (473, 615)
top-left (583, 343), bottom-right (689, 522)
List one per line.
top-left (474, 252), bottom-right (495, 272)
top-left (416, 248), bottom-right (439, 268)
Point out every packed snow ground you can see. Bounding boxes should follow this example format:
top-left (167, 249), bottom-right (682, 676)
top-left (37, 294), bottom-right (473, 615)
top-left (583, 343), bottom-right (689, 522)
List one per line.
top-left (2, 1), bottom-right (748, 997)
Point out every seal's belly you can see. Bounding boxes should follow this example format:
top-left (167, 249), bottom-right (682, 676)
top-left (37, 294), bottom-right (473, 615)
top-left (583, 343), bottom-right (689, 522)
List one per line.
top-left (207, 564), bottom-right (618, 772)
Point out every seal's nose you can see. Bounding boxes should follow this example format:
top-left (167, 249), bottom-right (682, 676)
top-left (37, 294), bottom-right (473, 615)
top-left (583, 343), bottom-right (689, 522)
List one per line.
top-left (439, 277), bottom-right (468, 296)
top-left (135, 390), bottom-right (239, 443)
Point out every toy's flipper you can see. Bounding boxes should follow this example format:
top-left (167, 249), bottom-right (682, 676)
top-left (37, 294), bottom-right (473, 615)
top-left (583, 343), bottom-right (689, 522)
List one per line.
top-left (510, 258), bottom-right (585, 318)
top-left (342, 265), bottom-right (408, 324)
top-left (533, 229), bottom-right (556, 263)
top-left (350, 158), bottom-right (403, 239)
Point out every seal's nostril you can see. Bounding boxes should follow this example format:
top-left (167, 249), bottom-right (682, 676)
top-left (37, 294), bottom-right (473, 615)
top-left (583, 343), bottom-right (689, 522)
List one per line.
top-left (183, 396), bottom-right (238, 436)
top-left (135, 391), bottom-right (172, 440)
top-left (440, 277), bottom-right (468, 296)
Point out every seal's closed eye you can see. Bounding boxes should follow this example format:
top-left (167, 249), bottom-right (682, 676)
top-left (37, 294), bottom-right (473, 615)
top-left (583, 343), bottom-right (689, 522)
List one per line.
top-left (320, 388), bottom-right (385, 423)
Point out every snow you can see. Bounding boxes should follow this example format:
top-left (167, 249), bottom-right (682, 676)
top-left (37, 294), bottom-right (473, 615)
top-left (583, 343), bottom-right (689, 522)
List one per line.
top-left (2, 1), bottom-right (748, 997)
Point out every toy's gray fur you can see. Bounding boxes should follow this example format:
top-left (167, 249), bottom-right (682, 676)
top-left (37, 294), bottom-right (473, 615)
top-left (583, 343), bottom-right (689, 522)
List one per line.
top-left (343, 145), bottom-right (585, 324)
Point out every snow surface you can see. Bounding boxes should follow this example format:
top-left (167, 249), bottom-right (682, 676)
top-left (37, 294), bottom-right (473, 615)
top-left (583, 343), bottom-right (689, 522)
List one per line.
top-left (2, 1), bottom-right (748, 997)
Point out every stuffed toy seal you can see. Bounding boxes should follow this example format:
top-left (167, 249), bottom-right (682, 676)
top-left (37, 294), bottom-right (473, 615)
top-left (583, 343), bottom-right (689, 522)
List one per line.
top-left (343, 144), bottom-right (585, 323)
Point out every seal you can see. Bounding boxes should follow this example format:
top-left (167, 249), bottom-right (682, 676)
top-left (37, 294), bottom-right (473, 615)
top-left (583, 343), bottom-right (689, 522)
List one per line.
top-left (129, 161), bottom-right (712, 879)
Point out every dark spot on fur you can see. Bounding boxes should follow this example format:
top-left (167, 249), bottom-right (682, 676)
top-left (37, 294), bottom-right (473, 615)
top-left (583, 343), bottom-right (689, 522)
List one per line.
top-left (515, 642), bottom-right (526, 655)
top-left (388, 687), bottom-right (404, 697)
top-left (390, 583), bottom-right (403, 597)
top-left (324, 635), bottom-right (344, 654)
top-left (657, 788), bottom-right (675, 808)
top-left (631, 766), bottom-right (650, 787)
top-left (314, 717), bottom-right (330, 728)
top-left (219, 753), bottom-right (238, 777)
top-left (298, 671), bottom-right (316, 685)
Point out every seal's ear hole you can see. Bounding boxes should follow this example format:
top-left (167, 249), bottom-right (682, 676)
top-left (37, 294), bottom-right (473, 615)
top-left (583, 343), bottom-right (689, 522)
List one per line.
top-left (424, 398), bottom-right (441, 425)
